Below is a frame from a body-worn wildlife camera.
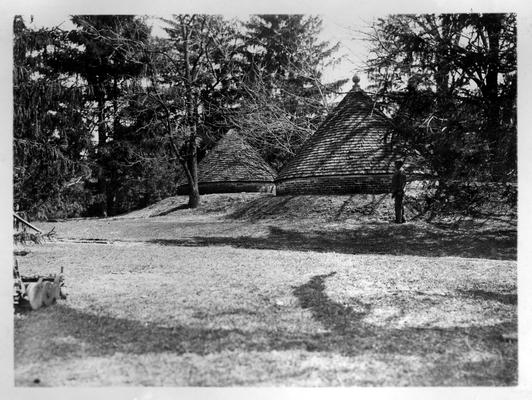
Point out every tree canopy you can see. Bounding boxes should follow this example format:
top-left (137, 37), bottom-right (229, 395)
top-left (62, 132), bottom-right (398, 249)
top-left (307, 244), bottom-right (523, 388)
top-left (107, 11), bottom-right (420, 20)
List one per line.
top-left (13, 16), bottom-right (92, 217)
top-left (14, 13), bottom-right (516, 219)
top-left (234, 15), bottom-right (346, 169)
top-left (14, 14), bottom-right (343, 217)
top-left (364, 13), bottom-right (516, 212)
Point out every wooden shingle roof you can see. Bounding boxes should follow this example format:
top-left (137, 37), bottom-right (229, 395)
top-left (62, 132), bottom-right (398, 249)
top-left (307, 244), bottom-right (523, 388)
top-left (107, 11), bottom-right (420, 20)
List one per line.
top-left (196, 130), bottom-right (276, 184)
top-left (277, 86), bottom-right (397, 181)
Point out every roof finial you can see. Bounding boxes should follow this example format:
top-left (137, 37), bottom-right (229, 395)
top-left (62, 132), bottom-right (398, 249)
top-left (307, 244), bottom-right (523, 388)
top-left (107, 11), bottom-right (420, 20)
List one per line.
top-left (352, 74), bottom-right (360, 90)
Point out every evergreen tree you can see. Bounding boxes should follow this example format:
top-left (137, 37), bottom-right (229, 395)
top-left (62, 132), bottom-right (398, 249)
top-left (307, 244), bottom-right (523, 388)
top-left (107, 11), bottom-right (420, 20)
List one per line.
top-left (55, 15), bottom-right (151, 215)
top-left (13, 16), bottom-right (92, 218)
top-left (235, 15), bottom-right (346, 169)
top-left (364, 14), bottom-right (516, 211)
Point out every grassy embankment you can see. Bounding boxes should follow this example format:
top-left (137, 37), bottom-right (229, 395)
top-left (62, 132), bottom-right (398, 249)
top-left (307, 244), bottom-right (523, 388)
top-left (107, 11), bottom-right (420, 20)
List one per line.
top-left (14, 193), bottom-right (517, 386)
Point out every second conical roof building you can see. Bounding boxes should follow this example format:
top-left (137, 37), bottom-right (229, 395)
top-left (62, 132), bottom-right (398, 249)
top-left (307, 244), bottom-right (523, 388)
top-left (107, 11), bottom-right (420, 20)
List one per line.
top-left (276, 76), bottom-right (400, 195)
top-left (178, 130), bottom-right (276, 194)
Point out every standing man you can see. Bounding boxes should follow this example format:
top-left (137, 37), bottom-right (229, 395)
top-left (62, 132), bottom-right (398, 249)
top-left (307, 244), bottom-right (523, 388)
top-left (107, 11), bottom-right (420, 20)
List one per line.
top-left (391, 160), bottom-right (407, 223)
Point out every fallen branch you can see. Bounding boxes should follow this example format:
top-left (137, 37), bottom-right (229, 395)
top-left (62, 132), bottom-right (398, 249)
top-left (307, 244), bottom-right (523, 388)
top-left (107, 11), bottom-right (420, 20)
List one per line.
top-left (13, 213), bottom-right (42, 234)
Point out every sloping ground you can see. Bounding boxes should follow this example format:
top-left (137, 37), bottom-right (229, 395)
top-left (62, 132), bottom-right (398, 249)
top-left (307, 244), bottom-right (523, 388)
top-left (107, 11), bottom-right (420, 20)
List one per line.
top-left (35, 193), bottom-right (516, 262)
top-left (118, 191), bottom-right (515, 225)
top-left (228, 194), bottom-right (400, 221)
top-left (119, 192), bottom-right (403, 222)
top-left (119, 193), bottom-right (265, 219)
top-left (16, 192), bottom-right (517, 386)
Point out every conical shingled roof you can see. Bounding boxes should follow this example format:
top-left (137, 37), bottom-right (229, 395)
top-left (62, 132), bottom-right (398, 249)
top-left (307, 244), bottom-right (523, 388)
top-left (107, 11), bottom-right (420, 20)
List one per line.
top-left (277, 86), bottom-right (397, 183)
top-left (178, 130), bottom-right (276, 194)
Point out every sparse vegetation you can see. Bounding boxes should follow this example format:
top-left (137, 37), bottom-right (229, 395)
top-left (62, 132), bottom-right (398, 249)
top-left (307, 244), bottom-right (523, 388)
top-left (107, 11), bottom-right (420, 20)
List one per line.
top-left (14, 194), bottom-right (516, 386)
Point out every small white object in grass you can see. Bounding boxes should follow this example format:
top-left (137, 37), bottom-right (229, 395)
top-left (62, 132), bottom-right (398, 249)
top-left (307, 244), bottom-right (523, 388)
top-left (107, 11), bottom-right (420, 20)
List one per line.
top-left (42, 281), bottom-right (56, 306)
top-left (501, 332), bottom-right (517, 342)
top-left (26, 279), bottom-right (45, 310)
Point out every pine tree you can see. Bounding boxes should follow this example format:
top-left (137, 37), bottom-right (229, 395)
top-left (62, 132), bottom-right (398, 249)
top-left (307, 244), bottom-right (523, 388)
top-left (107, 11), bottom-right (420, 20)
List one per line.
top-left (54, 15), bottom-right (151, 215)
top-left (366, 14), bottom-right (516, 175)
top-left (13, 16), bottom-right (92, 218)
top-left (235, 15), bottom-right (346, 169)
top-left (364, 14), bottom-right (516, 212)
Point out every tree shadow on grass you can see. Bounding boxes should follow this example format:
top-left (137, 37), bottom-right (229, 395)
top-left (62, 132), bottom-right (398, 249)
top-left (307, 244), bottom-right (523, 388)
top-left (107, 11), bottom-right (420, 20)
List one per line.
top-left (148, 223), bottom-right (516, 260)
top-left (152, 204), bottom-right (189, 217)
top-left (227, 195), bottom-right (296, 220)
top-left (457, 289), bottom-right (517, 305)
top-left (15, 273), bottom-right (517, 385)
top-left (226, 194), bottom-right (396, 221)
top-left (292, 272), bottom-right (371, 333)
top-left (290, 272), bottom-right (516, 384)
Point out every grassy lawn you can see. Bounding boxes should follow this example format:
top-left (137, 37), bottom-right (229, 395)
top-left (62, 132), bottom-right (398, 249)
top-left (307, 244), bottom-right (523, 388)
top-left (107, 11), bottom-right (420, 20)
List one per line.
top-left (14, 194), bottom-right (517, 386)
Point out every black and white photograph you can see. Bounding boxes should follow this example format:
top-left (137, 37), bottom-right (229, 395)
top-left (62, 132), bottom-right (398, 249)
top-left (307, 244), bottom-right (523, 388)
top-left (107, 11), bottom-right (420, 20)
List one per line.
top-left (4, 0), bottom-right (529, 397)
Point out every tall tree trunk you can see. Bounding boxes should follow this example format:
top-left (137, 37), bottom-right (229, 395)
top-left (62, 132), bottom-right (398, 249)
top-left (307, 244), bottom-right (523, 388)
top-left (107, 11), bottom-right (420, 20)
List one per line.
top-left (97, 90), bottom-right (108, 216)
top-left (179, 152), bottom-right (200, 209)
top-left (187, 147), bottom-right (200, 208)
top-left (97, 95), bottom-right (107, 146)
top-left (112, 77), bottom-right (119, 134)
top-left (182, 17), bottom-right (201, 209)
top-left (106, 186), bottom-right (116, 216)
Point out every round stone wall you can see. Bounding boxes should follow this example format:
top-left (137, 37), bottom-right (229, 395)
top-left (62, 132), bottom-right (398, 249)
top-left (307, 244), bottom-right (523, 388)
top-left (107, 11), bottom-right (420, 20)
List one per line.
top-left (275, 174), bottom-right (393, 195)
top-left (177, 181), bottom-right (275, 195)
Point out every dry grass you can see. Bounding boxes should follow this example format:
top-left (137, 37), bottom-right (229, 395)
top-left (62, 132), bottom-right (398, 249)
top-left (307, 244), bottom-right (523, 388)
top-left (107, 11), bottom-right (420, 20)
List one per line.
top-left (15, 247), bottom-right (516, 386)
top-left (109, 192), bottom-right (516, 224)
top-left (35, 216), bottom-right (516, 261)
top-left (14, 193), bottom-right (517, 386)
